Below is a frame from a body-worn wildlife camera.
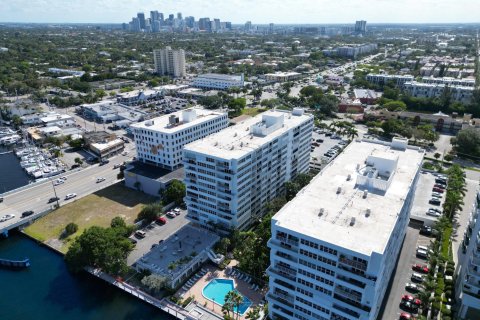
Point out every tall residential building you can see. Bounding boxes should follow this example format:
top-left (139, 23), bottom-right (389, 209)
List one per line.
top-left (214, 19), bottom-right (221, 31)
top-left (269, 23), bottom-right (275, 34)
top-left (137, 12), bottom-right (146, 30)
top-left (153, 46), bottom-right (186, 78)
top-left (131, 108), bottom-right (228, 171)
top-left (355, 20), bottom-right (367, 33)
top-left (456, 192), bottom-right (480, 318)
top-left (183, 108), bottom-right (314, 233)
top-left (199, 18), bottom-right (211, 31)
top-left (185, 16), bottom-right (195, 28)
top-left (245, 21), bottom-right (252, 32)
top-left (150, 10), bottom-right (160, 22)
top-left (177, 12), bottom-right (183, 20)
top-left (192, 73), bottom-right (244, 90)
top-left (266, 138), bottom-right (424, 320)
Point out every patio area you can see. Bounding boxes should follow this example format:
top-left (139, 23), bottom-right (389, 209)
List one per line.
top-left (177, 261), bottom-right (266, 319)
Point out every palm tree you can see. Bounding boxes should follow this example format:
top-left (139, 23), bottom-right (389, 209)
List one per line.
top-left (346, 127), bottom-right (359, 141)
top-left (246, 306), bottom-right (261, 320)
top-left (225, 290), bottom-right (244, 320)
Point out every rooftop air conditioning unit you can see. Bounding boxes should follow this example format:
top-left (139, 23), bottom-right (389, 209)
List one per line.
top-left (363, 190), bottom-right (368, 199)
top-left (318, 208), bottom-right (324, 217)
top-left (350, 217), bottom-right (356, 226)
top-left (347, 174), bottom-right (351, 181)
top-left (366, 208), bottom-right (371, 217)
top-left (337, 187), bottom-right (342, 194)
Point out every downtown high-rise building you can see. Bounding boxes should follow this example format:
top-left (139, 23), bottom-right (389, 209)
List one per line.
top-left (153, 46), bottom-right (186, 78)
top-left (355, 20), bottom-right (367, 33)
top-left (137, 12), bottom-right (146, 30)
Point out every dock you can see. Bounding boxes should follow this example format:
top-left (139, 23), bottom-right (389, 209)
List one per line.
top-left (0, 257), bottom-right (30, 269)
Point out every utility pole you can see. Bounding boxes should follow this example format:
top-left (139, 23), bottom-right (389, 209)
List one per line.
top-left (50, 177), bottom-right (60, 208)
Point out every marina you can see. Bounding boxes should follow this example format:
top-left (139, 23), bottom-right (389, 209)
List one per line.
top-left (15, 146), bottom-right (66, 180)
top-left (0, 127), bottom-right (22, 146)
top-left (0, 257), bottom-right (30, 269)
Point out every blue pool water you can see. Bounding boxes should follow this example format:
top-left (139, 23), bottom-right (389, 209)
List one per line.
top-left (202, 279), bottom-right (252, 315)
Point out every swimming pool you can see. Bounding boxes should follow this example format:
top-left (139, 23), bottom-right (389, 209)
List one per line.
top-left (202, 278), bottom-right (252, 315)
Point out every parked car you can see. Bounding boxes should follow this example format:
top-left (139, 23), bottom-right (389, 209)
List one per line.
top-left (401, 294), bottom-right (415, 302)
top-left (434, 184), bottom-right (445, 189)
top-left (426, 210), bottom-right (441, 217)
top-left (399, 312), bottom-right (415, 320)
top-left (412, 264), bottom-right (429, 273)
top-left (135, 230), bottom-right (146, 238)
top-left (128, 238), bottom-right (137, 244)
top-left (156, 216), bottom-right (167, 225)
top-left (429, 198), bottom-right (441, 205)
top-left (121, 151), bottom-right (129, 156)
top-left (166, 211), bottom-right (176, 218)
top-left (21, 210), bottom-right (34, 218)
top-left (405, 283), bottom-right (421, 293)
top-left (99, 159), bottom-right (110, 165)
top-left (316, 139), bottom-right (324, 143)
top-left (0, 214), bottom-right (15, 222)
top-left (113, 164), bottom-right (122, 169)
top-left (432, 187), bottom-right (444, 193)
top-left (400, 300), bottom-right (419, 313)
top-left (411, 273), bottom-right (424, 283)
top-left (173, 208), bottom-right (181, 215)
top-left (431, 192), bottom-right (442, 197)
top-left (416, 249), bottom-right (429, 259)
top-left (429, 208), bottom-right (442, 214)
top-left (65, 193), bottom-right (77, 200)
top-left (48, 197), bottom-right (60, 203)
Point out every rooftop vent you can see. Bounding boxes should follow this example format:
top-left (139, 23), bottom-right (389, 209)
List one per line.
top-left (365, 208), bottom-right (371, 217)
top-left (336, 187), bottom-right (342, 194)
top-left (240, 142), bottom-right (244, 147)
top-left (214, 142), bottom-right (218, 146)
top-left (363, 190), bottom-right (368, 199)
top-left (347, 174), bottom-right (351, 181)
top-left (318, 208), bottom-right (324, 217)
top-left (234, 132), bottom-right (237, 137)
top-left (350, 217), bottom-right (356, 226)
top-left (230, 146), bottom-right (234, 150)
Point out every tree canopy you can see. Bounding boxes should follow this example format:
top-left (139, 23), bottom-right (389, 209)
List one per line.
top-left (162, 180), bottom-right (186, 206)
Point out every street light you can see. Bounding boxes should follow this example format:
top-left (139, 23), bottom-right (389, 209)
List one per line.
top-left (49, 178), bottom-right (60, 208)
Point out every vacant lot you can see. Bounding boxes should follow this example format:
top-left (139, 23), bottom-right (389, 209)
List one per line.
top-left (24, 183), bottom-right (156, 253)
top-left (241, 107), bottom-right (267, 117)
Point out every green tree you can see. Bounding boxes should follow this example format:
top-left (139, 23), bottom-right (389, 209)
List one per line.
top-left (141, 274), bottom-right (168, 294)
top-left (65, 222), bottom-right (78, 236)
top-left (434, 153), bottom-right (441, 160)
top-left (110, 216), bottom-right (127, 229)
top-left (455, 128), bottom-right (480, 158)
top-left (163, 180), bottom-right (186, 205)
top-left (65, 226), bottom-right (134, 275)
top-left (137, 201), bottom-right (163, 222)
top-left (228, 98), bottom-right (246, 117)
top-left (74, 157), bottom-right (83, 165)
top-left (384, 100), bottom-right (407, 112)
top-left (219, 238), bottom-right (231, 256)
top-left (68, 138), bottom-right (84, 149)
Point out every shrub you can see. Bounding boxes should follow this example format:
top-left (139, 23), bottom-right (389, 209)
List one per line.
top-left (181, 296), bottom-right (194, 307)
top-left (65, 222), bottom-right (78, 236)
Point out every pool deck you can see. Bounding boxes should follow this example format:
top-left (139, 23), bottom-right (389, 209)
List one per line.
top-left (177, 261), bottom-right (266, 319)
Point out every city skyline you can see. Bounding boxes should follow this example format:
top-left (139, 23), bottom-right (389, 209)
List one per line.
top-left (1, 0), bottom-right (480, 24)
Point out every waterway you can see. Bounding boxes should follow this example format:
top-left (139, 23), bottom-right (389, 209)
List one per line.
top-left (0, 147), bottom-right (173, 320)
top-left (0, 233), bottom-right (174, 320)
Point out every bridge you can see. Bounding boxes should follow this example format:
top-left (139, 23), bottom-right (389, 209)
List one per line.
top-left (0, 153), bottom-right (131, 237)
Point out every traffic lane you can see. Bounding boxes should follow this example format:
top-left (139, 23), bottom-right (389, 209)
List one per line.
top-left (381, 227), bottom-right (420, 320)
top-left (127, 211), bottom-right (189, 265)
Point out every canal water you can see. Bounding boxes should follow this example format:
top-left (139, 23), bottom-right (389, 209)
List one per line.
top-left (0, 148), bottom-right (173, 320)
top-left (0, 233), bottom-right (174, 320)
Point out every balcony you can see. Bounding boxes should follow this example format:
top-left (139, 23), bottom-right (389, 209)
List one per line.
top-left (276, 235), bottom-right (299, 247)
top-left (335, 287), bottom-right (362, 304)
top-left (275, 251), bottom-right (298, 264)
top-left (336, 274), bottom-right (366, 289)
top-left (267, 266), bottom-right (296, 281)
top-left (339, 256), bottom-right (367, 271)
top-left (270, 290), bottom-right (295, 305)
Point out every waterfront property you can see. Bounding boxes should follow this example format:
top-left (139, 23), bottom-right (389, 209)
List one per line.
top-left (266, 138), bottom-right (424, 320)
top-left (133, 224), bottom-right (219, 289)
top-left (177, 262), bottom-right (266, 320)
top-left (183, 108), bottom-right (313, 233)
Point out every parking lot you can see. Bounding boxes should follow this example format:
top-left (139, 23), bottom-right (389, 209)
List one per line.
top-left (127, 207), bottom-right (189, 265)
top-left (310, 129), bottom-right (348, 171)
top-left (381, 226), bottom-right (436, 320)
top-left (410, 171), bottom-right (447, 226)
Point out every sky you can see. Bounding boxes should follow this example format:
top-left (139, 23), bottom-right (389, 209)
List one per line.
top-left (0, 0), bottom-right (479, 24)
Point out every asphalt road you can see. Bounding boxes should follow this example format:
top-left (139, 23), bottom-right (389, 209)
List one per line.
top-left (0, 152), bottom-right (133, 233)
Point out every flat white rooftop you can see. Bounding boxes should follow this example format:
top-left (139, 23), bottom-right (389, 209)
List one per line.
top-left (273, 139), bottom-right (424, 256)
top-left (185, 109), bottom-right (311, 159)
top-left (130, 108), bottom-right (225, 134)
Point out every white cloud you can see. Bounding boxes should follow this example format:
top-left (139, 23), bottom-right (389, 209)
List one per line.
top-left (0, 0), bottom-right (479, 24)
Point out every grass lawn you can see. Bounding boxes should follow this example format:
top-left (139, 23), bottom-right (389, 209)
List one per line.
top-left (24, 183), bottom-right (157, 253)
top-left (241, 107), bottom-right (267, 117)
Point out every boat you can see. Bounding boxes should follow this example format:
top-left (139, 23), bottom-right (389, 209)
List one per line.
top-left (0, 257), bottom-right (30, 269)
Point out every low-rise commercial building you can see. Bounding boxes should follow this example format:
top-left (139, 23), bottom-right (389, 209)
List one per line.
top-left (40, 113), bottom-right (76, 128)
top-left (265, 72), bottom-right (302, 82)
top-left (131, 108), bottom-right (228, 171)
top-left (183, 108), bottom-right (313, 233)
top-left (116, 89), bottom-right (163, 106)
top-left (192, 73), bottom-right (244, 90)
top-left (266, 138), bottom-right (424, 320)
top-left (83, 131), bottom-right (124, 159)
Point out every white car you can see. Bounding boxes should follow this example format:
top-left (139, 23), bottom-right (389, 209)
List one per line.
top-left (65, 193), bottom-right (77, 200)
top-left (53, 179), bottom-right (65, 186)
top-left (59, 176), bottom-right (67, 181)
top-left (96, 177), bottom-right (106, 183)
top-left (426, 211), bottom-right (441, 217)
top-left (121, 151), bottom-right (128, 156)
top-left (173, 208), bottom-right (181, 215)
top-left (166, 211), bottom-right (176, 218)
top-left (0, 214), bottom-right (15, 222)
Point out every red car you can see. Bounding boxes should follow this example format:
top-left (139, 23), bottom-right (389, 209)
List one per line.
top-left (413, 298), bottom-right (422, 306)
top-left (402, 294), bottom-right (414, 302)
top-left (432, 187), bottom-right (444, 193)
top-left (434, 184), bottom-right (445, 189)
top-left (156, 217), bottom-right (167, 225)
top-left (400, 312), bottom-right (415, 320)
top-left (412, 264), bottom-right (429, 273)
